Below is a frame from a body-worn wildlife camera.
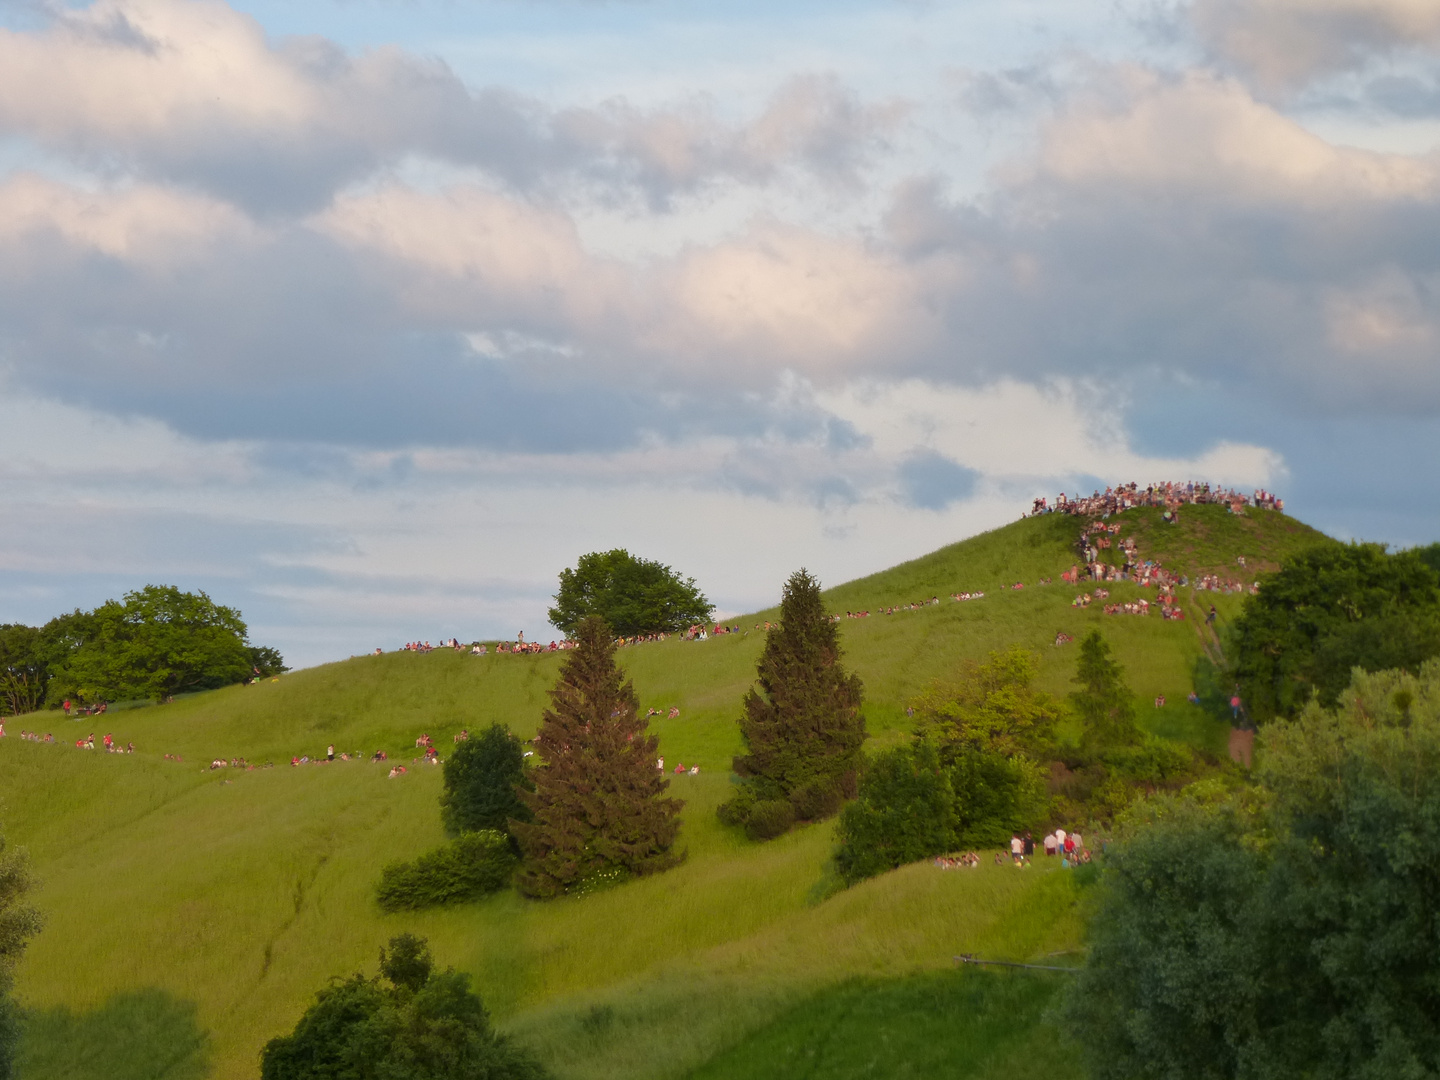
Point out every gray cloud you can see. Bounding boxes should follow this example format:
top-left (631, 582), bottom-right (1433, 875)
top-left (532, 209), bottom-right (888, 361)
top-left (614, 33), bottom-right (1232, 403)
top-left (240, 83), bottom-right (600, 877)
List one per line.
top-left (0, 3), bottom-right (900, 213)
top-left (1186, 0), bottom-right (1440, 93)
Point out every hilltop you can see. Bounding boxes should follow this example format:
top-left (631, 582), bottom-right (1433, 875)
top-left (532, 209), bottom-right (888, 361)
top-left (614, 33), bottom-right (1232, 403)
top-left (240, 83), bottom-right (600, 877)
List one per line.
top-left (0, 504), bottom-right (1331, 1080)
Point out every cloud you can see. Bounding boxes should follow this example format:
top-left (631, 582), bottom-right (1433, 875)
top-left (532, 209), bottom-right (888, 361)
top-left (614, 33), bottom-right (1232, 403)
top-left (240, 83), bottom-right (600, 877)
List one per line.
top-left (1187, 0), bottom-right (1440, 92)
top-left (0, 0), bottom-right (901, 213)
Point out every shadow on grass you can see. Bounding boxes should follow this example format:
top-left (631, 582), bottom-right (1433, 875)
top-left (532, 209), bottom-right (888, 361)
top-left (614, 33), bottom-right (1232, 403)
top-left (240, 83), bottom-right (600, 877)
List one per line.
top-left (686, 968), bottom-right (1081, 1080)
top-left (18, 988), bottom-right (210, 1080)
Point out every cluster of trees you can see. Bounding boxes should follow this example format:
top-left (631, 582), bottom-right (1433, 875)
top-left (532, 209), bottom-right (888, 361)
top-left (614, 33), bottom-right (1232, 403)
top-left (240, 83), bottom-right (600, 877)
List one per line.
top-left (0, 585), bottom-right (285, 714)
top-left (1228, 541), bottom-right (1440, 723)
top-left (261, 934), bottom-right (549, 1080)
top-left (547, 549), bottom-right (713, 636)
top-left (1067, 659), bottom-right (1440, 1079)
top-left (377, 616), bottom-right (684, 907)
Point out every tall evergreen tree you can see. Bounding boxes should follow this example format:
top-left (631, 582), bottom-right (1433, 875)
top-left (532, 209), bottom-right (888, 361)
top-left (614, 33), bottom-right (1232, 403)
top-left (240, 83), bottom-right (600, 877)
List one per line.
top-left (512, 616), bottom-right (683, 898)
top-left (1072, 630), bottom-right (1141, 758)
top-left (723, 569), bottom-right (867, 834)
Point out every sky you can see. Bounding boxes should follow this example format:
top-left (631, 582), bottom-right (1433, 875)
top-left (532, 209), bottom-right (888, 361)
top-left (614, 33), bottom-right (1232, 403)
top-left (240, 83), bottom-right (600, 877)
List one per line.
top-left (1, 0), bottom-right (1439, 669)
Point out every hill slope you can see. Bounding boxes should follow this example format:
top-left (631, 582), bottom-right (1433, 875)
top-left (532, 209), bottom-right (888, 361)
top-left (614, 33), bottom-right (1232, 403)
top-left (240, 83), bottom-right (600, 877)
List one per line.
top-left (0, 505), bottom-right (1330, 1079)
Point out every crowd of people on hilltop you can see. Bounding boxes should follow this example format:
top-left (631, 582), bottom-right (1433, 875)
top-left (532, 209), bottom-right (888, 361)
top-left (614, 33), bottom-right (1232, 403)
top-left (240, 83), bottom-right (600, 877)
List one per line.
top-left (1031, 481), bottom-right (1284, 518)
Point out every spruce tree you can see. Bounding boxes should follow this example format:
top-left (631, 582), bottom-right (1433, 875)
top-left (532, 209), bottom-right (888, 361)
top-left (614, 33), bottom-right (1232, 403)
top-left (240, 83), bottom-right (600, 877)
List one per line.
top-left (1072, 630), bottom-right (1141, 758)
top-left (723, 569), bottom-right (867, 835)
top-left (513, 616), bottom-right (683, 898)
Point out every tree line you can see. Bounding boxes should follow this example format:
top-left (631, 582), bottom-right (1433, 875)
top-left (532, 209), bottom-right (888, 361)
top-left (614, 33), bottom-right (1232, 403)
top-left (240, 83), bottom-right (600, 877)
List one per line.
top-left (0, 585), bottom-right (286, 714)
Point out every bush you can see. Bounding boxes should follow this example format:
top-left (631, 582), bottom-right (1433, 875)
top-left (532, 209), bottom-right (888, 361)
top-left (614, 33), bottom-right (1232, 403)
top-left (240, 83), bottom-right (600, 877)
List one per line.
top-left (261, 934), bottom-right (550, 1080)
top-left (744, 800), bottom-right (795, 841)
top-left (441, 724), bottom-right (532, 837)
top-left (835, 743), bottom-right (958, 885)
top-left (376, 831), bottom-right (516, 912)
top-left (950, 751), bottom-right (1046, 849)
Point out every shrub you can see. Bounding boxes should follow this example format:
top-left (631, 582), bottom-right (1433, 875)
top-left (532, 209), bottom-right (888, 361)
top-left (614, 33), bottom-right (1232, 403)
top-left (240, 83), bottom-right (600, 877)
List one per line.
top-left (950, 751), bottom-right (1046, 849)
top-left (744, 800), bottom-right (795, 841)
top-left (835, 743), bottom-right (958, 884)
top-left (261, 934), bottom-right (550, 1080)
top-left (441, 724), bottom-right (532, 837)
top-left (376, 830), bottom-right (516, 912)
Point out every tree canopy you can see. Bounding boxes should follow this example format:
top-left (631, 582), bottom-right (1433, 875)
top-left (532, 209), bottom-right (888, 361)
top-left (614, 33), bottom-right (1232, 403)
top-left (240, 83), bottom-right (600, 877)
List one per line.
top-left (547, 550), bottom-right (713, 637)
top-left (1231, 542), bottom-right (1440, 722)
top-left (1066, 659), bottom-right (1440, 1080)
top-left (32, 585), bottom-right (286, 706)
top-left (513, 616), bottom-right (683, 898)
top-left (260, 934), bottom-right (549, 1080)
top-left (0, 834), bottom-right (41, 1080)
top-left (440, 724), bottom-right (532, 838)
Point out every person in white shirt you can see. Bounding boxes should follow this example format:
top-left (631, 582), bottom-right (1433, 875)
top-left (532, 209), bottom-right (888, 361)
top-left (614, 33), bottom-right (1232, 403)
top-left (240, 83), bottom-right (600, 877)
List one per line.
top-left (1010, 834), bottom-right (1024, 863)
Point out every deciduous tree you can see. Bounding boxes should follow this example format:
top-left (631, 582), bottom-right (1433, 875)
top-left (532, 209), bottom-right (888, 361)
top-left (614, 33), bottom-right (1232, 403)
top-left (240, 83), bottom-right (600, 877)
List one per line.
top-left (0, 834), bottom-right (41, 1080)
top-left (548, 550), bottom-right (712, 637)
top-left (441, 724), bottom-right (532, 837)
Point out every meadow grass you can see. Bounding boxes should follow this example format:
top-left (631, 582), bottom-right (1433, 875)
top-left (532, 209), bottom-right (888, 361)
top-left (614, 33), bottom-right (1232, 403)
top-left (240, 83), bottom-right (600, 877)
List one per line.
top-left (685, 967), bottom-right (1081, 1080)
top-left (0, 506), bottom-right (1326, 1078)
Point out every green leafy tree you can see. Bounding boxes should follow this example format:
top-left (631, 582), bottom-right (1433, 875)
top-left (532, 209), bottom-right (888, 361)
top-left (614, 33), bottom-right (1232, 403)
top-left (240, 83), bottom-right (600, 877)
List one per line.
top-left (42, 585), bottom-right (287, 704)
top-left (0, 625), bottom-right (47, 717)
top-left (911, 645), bottom-right (1060, 761)
top-left (260, 934), bottom-right (549, 1080)
top-left (722, 569), bottom-right (867, 833)
top-left (512, 616), bottom-right (683, 898)
top-left (1067, 660), bottom-right (1440, 1080)
top-left (1071, 630), bottom-right (1141, 758)
top-left (1231, 542), bottom-right (1440, 721)
top-left (548, 550), bottom-right (713, 637)
top-left (0, 833), bottom-right (42, 1080)
top-left (376, 831), bottom-right (517, 912)
top-left (441, 725), bottom-right (532, 837)
top-left (835, 742), bottom-right (957, 884)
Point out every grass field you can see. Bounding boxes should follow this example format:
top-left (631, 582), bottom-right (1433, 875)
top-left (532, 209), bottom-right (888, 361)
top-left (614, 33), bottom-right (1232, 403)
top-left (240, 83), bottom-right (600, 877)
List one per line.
top-left (0, 505), bottom-right (1329, 1079)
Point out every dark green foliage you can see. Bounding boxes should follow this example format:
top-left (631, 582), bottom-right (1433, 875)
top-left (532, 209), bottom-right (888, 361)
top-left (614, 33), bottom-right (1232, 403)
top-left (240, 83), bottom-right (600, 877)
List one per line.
top-left (513, 616), bottom-right (684, 898)
top-left (548, 550), bottom-right (713, 636)
top-left (375, 832), bottom-right (517, 912)
top-left (1067, 660), bottom-right (1440, 1080)
top-left (441, 725), bottom-right (532, 837)
top-left (835, 743), bottom-right (957, 884)
top-left (948, 751), bottom-right (1044, 849)
top-left (744, 800), bottom-right (796, 841)
top-left (0, 833), bottom-right (41, 1080)
top-left (260, 934), bottom-right (549, 1080)
top-left (40, 585), bottom-right (287, 705)
top-left (722, 570), bottom-right (867, 837)
top-left (0, 625), bottom-right (46, 718)
top-left (1071, 630), bottom-right (1141, 758)
top-left (1232, 541), bottom-right (1440, 722)
top-left (1414, 542), bottom-right (1440, 577)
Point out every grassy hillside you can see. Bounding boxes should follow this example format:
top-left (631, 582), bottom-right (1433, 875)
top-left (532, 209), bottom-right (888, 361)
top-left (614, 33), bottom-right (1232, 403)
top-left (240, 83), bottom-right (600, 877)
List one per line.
top-left (0, 505), bottom-right (1330, 1079)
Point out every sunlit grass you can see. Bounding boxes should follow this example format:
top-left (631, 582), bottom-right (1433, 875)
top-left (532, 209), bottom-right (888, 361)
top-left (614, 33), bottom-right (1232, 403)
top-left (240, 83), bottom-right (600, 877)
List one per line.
top-left (0, 505), bottom-right (1325, 1078)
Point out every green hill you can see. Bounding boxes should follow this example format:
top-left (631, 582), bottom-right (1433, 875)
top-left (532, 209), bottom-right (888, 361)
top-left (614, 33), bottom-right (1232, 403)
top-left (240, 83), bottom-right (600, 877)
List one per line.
top-left (0, 505), bottom-right (1331, 1080)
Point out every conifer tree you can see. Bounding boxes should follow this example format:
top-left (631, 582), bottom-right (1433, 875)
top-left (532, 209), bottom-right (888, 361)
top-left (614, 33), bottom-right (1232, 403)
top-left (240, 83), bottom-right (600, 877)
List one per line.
top-left (1072, 630), bottom-right (1141, 758)
top-left (513, 616), bottom-right (683, 898)
top-left (722, 569), bottom-right (867, 836)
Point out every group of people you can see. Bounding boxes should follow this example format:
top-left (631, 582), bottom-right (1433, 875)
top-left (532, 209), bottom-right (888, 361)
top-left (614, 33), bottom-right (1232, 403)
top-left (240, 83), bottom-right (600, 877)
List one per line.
top-left (0, 723), bottom-right (137, 753)
top-left (655, 756), bottom-right (700, 775)
top-left (934, 853), bottom-right (983, 869)
top-left (2, 725), bottom-right (54, 743)
top-left (1030, 481), bottom-right (1285, 518)
top-left (60, 699), bottom-right (108, 716)
top-left (1004, 829), bottom-right (1093, 866)
top-left (644, 707), bottom-right (682, 719)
